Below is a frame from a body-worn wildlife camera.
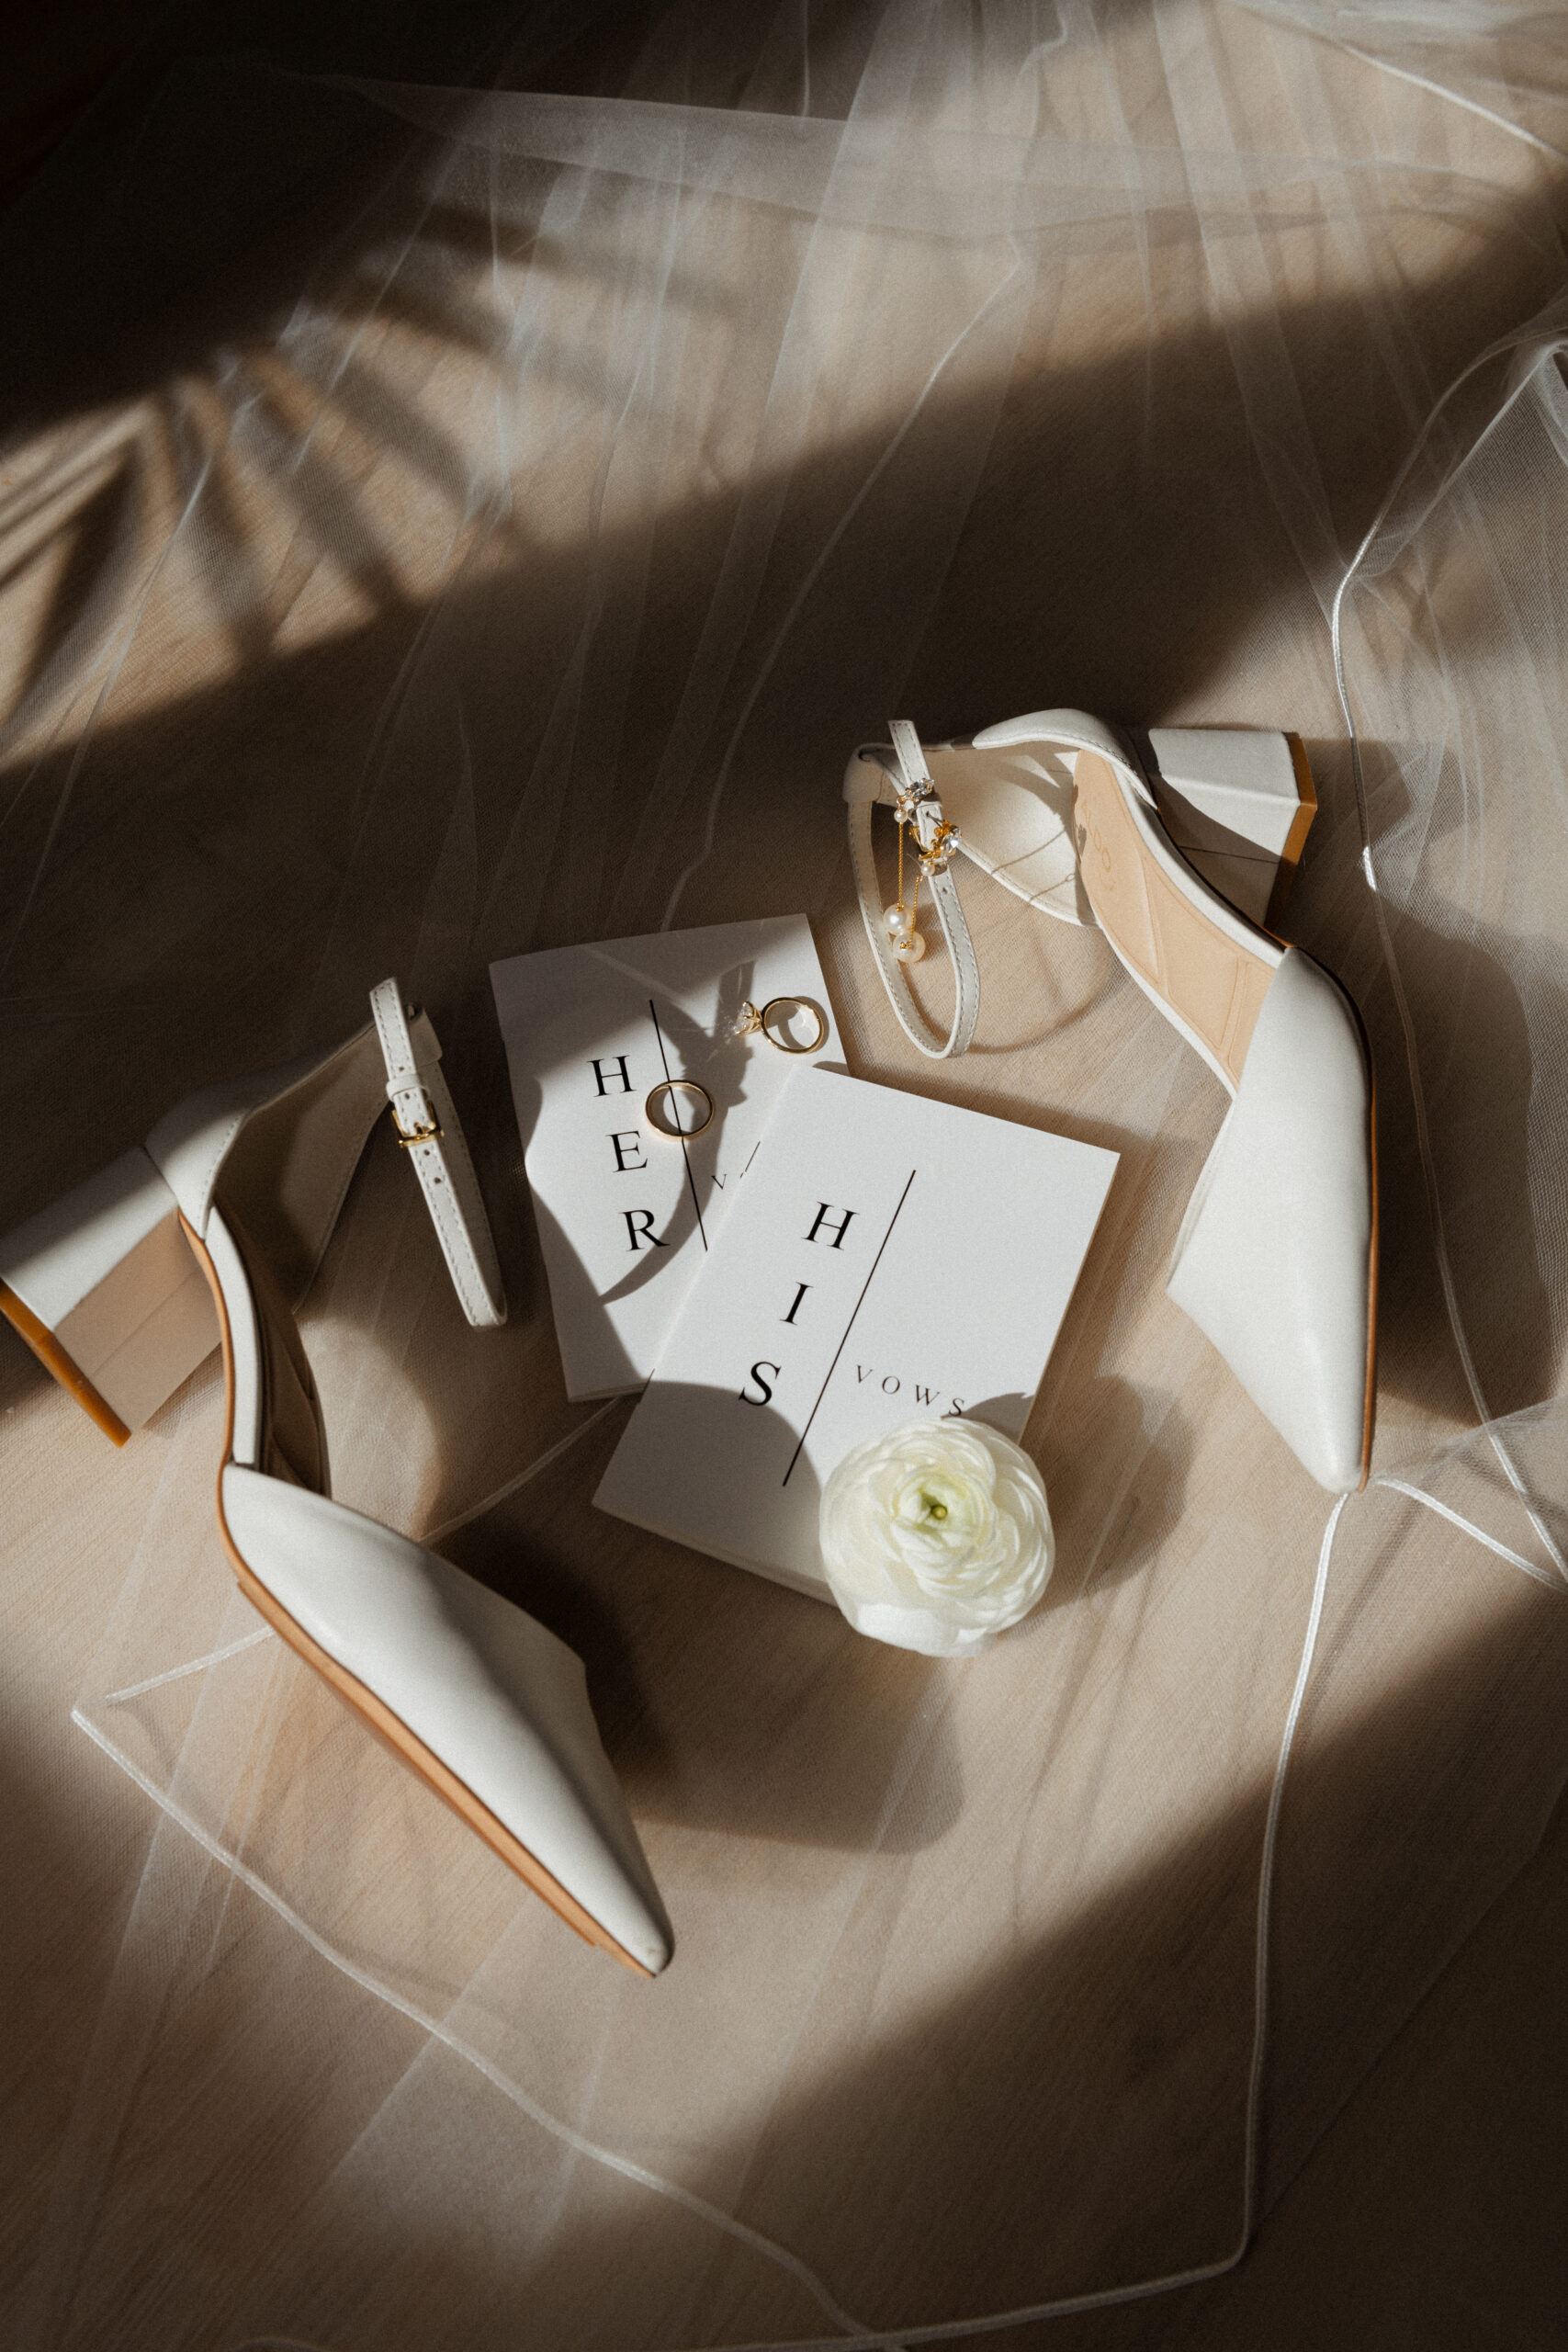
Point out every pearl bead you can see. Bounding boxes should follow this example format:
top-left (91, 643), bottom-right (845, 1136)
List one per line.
top-left (883, 903), bottom-right (909, 939)
top-left (893, 929), bottom-right (926, 963)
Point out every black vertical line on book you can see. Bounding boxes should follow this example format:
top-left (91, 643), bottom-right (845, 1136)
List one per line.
top-left (649, 997), bottom-right (707, 1251)
top-left (782, 1168), bottom-right (916, 1487)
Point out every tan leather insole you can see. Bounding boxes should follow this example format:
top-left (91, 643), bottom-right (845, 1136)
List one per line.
top-left (1073, 752), bottom-right (1275, 1090)
top-left (220, 1198), bottom-right (330, 1492)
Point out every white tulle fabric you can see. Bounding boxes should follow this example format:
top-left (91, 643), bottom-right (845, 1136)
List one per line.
top-left (5, 5), bottom-right (1568, 2346)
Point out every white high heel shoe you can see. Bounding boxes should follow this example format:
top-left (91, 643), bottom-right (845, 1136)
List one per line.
top-left (0, 980), bottom-right (674, 1973)
top-left (846, 716), bottom-right (1377, 1495)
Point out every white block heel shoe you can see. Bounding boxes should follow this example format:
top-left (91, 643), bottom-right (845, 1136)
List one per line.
top-left (846, 715), bottom-right (1376, 1494)
top-left (0, 981), bottom-right (675, 1973)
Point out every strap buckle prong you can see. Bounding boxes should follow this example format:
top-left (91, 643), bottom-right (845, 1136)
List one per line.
top-left (390, 1094), bottom-right (444, 1148)
top-left (851, 720), bottom-right (978, 1060)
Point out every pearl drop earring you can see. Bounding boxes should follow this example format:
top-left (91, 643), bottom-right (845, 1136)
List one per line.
top-left (883, 799), bottom-right (928, 960)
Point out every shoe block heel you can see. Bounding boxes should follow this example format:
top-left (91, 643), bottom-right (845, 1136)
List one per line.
top-left (1139, 727), bottom-right (1317, 932)
top-left (0, 1147), bottom-right (220, 1444)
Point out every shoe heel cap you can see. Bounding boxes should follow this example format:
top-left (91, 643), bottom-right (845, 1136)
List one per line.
top-left (0, 1148), bottom-right (219, 1441)
top-left (1144, 728), bottom-right (1316, 928)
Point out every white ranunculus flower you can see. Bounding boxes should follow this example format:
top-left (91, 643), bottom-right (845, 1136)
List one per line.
top-left (818, 1418), bottom-right (1054, 1658)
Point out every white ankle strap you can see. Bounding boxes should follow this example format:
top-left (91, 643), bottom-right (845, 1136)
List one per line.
top-left (846, 719), bottom-right (979, 1059)
top-left (368, 979), bottom-right (507, 1329)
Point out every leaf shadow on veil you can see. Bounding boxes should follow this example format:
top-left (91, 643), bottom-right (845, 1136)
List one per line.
top-left (4, 16), bottom-right (1568, 2340)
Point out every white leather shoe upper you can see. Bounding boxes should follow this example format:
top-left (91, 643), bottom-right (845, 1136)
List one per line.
top-left (1166, 947), bottom-right (1374, 1493)
top-left (146, 994), bottom-right (504, 1326)
top-left (4, 978), bottom-right (671, 1966)
top-left (845, 714), bottom-right (1376, 1492)
top-left (221, 1466), bottom-right (674, 1973)
top-left (971, 707), bottom-right (1134, 770)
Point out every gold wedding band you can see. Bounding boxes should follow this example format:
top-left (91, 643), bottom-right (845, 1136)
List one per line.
top-left (645, 1079), bottom-right (715, 1140)
top-left (737, 996), bottom-right (829, 1055)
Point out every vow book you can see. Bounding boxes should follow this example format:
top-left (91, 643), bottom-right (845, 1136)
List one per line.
top-left (594, 1067), bottom-right (1119, 1599)
top-left (491, 918), bottom-right (840, 1398)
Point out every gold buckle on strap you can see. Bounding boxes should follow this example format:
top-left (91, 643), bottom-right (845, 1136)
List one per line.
top-left (390, 1094), bottom-right (444, 1148)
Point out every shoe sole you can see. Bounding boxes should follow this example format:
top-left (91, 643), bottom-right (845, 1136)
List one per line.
top-left (180, 1212), bottom-right (656, 1975)
top-left (1073, 747), bottom-right (1379, 1491)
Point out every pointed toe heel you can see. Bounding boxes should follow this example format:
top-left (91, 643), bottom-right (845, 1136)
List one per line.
top-left (3, 980), bottom-right (672, 1970)
top-left (847, 712), bottom-right (1376, 1492)
top-left (217, 1467), bottom-right (673, 1973)
top-left (1164, 949), bottom-right (1377, 1494)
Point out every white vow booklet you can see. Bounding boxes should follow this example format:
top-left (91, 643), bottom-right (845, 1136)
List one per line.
top-left (491, 918), bottom-right (840, 1398)
top-left (594, 1067), bottom-right (1118, 1599)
